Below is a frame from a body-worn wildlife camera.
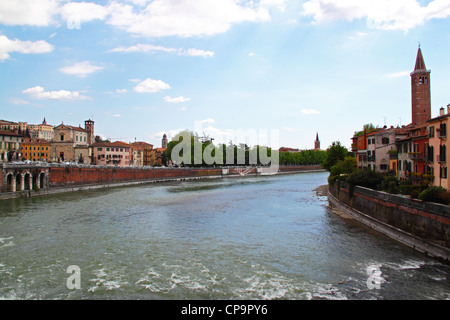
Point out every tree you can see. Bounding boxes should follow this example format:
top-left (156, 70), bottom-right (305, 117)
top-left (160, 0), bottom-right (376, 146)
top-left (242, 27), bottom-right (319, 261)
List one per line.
top-left (323, 141), bottom-right (350, 172)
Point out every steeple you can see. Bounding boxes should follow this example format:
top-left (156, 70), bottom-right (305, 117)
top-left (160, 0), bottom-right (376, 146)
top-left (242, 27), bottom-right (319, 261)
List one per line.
top-left (413, 46), bottom-right (427, 73)
top-left (410, 46), bottom-right (431, 126)
top-left (314, 132), bottom-right (320, 150)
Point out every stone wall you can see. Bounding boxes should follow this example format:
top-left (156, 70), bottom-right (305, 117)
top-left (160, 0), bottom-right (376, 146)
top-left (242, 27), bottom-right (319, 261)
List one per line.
top-left (329, 181), bottom-right (450, 249)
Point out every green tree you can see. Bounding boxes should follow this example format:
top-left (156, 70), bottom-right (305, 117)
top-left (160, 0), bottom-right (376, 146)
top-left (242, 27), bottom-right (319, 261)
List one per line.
top-left (323, 141), bottom-right (350, 172)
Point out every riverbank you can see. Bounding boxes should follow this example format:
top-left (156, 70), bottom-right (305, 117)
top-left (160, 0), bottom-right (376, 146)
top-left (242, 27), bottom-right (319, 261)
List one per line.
top-left (0, 165), bottom-right (325, 200)
top-left (328, 181), bottom-right (450, 262)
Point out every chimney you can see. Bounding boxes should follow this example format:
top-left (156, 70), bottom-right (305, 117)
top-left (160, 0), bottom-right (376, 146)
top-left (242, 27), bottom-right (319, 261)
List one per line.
top-left (440, 107), bottom-right (445, 116)
top-left (447, 104), bottom-right (450, 115)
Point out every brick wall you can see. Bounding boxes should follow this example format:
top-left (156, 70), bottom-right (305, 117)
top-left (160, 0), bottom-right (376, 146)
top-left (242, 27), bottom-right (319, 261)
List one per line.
top-left (48, 166), bottom-right (222, 188)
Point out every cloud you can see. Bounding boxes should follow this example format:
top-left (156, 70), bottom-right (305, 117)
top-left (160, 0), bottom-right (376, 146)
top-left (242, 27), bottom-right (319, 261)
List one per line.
top-left (0, 0), bottom-right (59, 26)
top-left (60, 1), bottom-right (109, 27)
top-left (302, 0), bottom-right (450, 31)
top-left (383, 71), bottom-right (410, 78)
top-left (300, 108), bottom-right (320, 115)
top-left (22, 85), bottom-right (90, 101)
top-left (116, 89), bottom-right (128, 94)
top-left (106, 0), bottom-right (271, 38)
top-left (109, 44), bottom-right (214, 57)
top-left (0, 35), bottom-right (54, 62)
top-left (59, 61), bottom-right (104, 77)
top-left (283, 127), bottom-right (302, 132)
top-left (164, 96), bottom-right (191, 103)
top-left (198, 118), bottom-right (215, 124)
top-left (9, 98), bottom-right (29, 105)
top-left (133, 78), bottom-right (171, 93)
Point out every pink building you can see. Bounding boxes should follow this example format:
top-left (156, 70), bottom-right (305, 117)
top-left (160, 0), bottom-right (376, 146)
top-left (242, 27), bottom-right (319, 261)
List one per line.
top-left (92, 141), bottom-right (132, 166)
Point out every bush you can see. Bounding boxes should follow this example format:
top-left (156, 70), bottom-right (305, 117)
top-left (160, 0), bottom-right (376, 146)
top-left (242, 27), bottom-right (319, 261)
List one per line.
top-left (346, 170), bottom-right (384, 190)
top-left (418, 186), bottom-right (449, 205)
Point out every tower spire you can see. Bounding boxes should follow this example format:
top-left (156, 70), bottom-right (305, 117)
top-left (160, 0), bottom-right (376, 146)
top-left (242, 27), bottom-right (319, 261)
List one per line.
top-left (413, 46), bottom-right (427, 72)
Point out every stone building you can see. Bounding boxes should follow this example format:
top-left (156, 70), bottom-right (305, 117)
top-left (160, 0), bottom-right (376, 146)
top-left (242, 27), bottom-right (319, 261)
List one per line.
top-left (50, 122), bottom-right (92, 163)
top-left (28, 118), bottom-right (54, 141)
top-left (0, 130), bottom-right (23, 162)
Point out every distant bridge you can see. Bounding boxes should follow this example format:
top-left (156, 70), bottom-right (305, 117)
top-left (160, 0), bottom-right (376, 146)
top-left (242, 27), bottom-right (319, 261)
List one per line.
top-left (1, 163), bottom-right (49, 193)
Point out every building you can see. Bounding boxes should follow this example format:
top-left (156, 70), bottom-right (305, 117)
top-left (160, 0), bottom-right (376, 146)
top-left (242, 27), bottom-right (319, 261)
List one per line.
top-left (279, 147), bottom-right (301, 153)
top-left (426, 105), bottom-right (450, 189)
top-left (28, 118), bottom-right (54, 141)
top-left (130, 141), bottom-right (153, 166)
top-left (21, 139), bottom-right (51, 162)
top-left (314, 133), bottom-right (320, 150)
top-left (91, 141), bottom-right (132, 166)
top-left (162, 134), bottom-right (168, 149)
top-left (51, 122), bottom-right (92, 163)
top-left (411, 46), bottom-right (432, 126)
top-left (0, 130), bottom-right (23, 162)
top-left (130, 143), bottom-right (144, 166)
top-left (0, 120), bottom-right (28, 133)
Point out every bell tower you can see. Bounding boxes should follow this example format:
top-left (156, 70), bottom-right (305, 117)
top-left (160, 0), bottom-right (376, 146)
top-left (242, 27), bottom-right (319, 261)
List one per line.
top-left (84, 119), bottom-right (95, 145)
top-left (410, 46), bottom-right (431, 126)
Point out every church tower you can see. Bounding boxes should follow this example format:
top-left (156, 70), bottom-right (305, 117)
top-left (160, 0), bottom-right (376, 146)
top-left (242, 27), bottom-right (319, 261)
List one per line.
top-left (410, 46), bottom-right (431, 126)
top-left (162, 133), bottom-right (168, 149)
top-left (84, 119), bottom-right (95, 145)
top-left (314, 133), bottom-right (320, 150)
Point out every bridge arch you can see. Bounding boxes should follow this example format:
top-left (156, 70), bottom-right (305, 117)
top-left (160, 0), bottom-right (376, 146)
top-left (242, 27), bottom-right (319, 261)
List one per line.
top-left (15, 173), bottom-right (23, 191)
top-left (39, 172), bottom-right (46, 189)
top-left (24, 172), bottom-right (32, 191)
top-left (6, 173), bottom-right (15, 192)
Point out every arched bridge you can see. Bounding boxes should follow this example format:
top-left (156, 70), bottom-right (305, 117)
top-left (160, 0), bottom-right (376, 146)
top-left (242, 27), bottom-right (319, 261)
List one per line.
top-left (1, 163), bottom-right (49, 193)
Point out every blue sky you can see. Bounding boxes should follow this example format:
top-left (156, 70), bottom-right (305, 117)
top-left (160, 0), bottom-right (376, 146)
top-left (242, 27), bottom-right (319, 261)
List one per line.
top-left (1, 0), bottom-right (450, 150)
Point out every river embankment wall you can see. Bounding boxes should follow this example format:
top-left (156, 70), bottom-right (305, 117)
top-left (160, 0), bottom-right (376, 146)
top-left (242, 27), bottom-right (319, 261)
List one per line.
top-left (0, 164), bottom-right (324, 200)
top-left (328, 181), bottom-right (450, 262)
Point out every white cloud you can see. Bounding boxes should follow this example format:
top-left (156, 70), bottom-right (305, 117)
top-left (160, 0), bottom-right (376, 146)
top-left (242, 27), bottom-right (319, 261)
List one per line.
top-left (283, 127), bottom-right (302, 132)
top-left (384, 71), bottom-right (410, 78)
top-left (116, 88), bottom-right (128, 94)
top-left (106, 0), bottom-right (271, 38)
top-left (109, 44), bottom-right (214, 58)
top-left (109, 44), bottom-right (178, 54)
top-left (60, 1), bottom-right (109, 28)
top-left (22, 85), bottom-right (90, 101)
top-left (180, 48), bottom-right (214, 58)
top-left (0, 35), bottom-right (54, 62)
top-left (260, 0), bottom-right (288, 12)
top-left (0, 0), bottom-right (60, 26)
top-left (133, 78), bottom-right (171, 93)
top-left (302, 0), bottom-right (450, 31)
top-left (199, 118), bottom-right (215, 124)
top-left (300, 108), bottom-right (320, 115)
top-left (164, 96), bottom-right (191, 103)
top-left (59, 61), bottom-right (104, 77)
top-left (9, 98), bottom-right (29, 105)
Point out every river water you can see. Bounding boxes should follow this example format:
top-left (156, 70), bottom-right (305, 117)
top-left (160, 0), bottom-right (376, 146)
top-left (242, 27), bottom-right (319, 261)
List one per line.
top-left (0, 171), bottom-right (449, 300)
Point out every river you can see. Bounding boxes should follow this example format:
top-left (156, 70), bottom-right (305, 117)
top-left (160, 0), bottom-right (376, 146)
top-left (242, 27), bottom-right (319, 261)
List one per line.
top-left (0, 171), bottom-right (449, 300)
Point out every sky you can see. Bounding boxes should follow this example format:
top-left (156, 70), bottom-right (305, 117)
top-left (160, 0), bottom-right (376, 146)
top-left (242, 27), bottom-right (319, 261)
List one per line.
top-left (1, 0), bottom-right (450, 150)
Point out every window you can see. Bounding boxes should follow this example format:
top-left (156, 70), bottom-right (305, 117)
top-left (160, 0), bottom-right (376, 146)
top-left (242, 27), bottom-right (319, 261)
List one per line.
top-left (382, 137), bottom-right (390, 144)
top-left (97, 148), bottom-right (102, 151)
top-left (429, 126), bottom-right (435, 137)
top-left (60, 134), bottom-right (64, 141)
top-left (380, 164), bottom-right (388, 170)
top-left (440, 123), bottom-right (447, 137)
top-left (440, 167), bottom-right (448, 179)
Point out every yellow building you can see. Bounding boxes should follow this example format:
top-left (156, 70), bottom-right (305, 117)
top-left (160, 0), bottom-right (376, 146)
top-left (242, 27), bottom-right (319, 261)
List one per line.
top-left (21, 139), bottom-right (51, 162)
top-left (427, 106), bottom-right (450, 190)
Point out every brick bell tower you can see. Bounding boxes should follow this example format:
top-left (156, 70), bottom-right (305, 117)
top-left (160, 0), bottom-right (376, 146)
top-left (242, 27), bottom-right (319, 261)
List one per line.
top-left (410, 46), bottom-right (431, 126)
